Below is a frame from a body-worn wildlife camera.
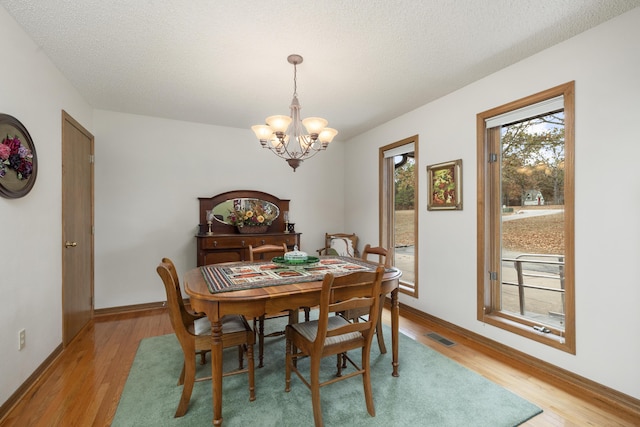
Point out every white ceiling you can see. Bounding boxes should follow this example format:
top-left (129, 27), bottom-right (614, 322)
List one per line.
top-left (2, 1), bottom-right (639, 140)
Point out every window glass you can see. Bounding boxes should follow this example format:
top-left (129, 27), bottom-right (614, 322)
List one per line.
top-left (499, 112), bottom-right (566, 331)
top-left (394, 153), bottom-right (415, 289)
top-left (381, 136), bottom-right (418, 296)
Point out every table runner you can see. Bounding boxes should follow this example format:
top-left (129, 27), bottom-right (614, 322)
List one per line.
top-left (200, 256), bottom-right (377, 293)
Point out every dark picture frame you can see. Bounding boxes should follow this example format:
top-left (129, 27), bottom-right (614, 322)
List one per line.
top-left (427, 159), bottom-right (462, 211)
top-left (0, 114), bottom-right (37, 198)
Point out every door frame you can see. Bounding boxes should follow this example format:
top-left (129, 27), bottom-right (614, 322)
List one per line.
top-left (61, 110), bottom-right (95, 346)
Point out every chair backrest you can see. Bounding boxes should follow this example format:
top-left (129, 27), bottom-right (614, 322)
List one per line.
top-left (361, 244), bottom-right (390, 268)
top-left (248, 243), bottom-right (287, 261)
top-left (313, 266), bottom-right (384, 352)
top-left (324, 233), bottom-right (358, 257)
top-left (161, 257), bottom-right (191, 319)
top-left (156, 260), bottom-right (193, 345)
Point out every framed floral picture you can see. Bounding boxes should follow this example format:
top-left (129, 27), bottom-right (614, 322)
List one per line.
top-left (0, 114), bottom-right (37, 198)
top-left (427, 159), bottom-right (462, 211)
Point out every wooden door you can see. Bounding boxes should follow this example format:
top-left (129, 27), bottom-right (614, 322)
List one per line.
top-left (61, 111), bottom-right (94, 346)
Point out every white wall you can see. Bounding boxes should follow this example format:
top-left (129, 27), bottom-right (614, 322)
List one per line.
top-left (92, 111), bottom-right (346, 309)
top-left (0, 3), bottom-right (346, 403)
top-left (2, 1), bottom-right (639, 410)
top-left (0, 8), bottom-right (93, 405)
top-left (345, 8), bottom-right (640, 399)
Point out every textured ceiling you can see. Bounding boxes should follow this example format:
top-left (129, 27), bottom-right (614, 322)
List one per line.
top-left (1, 1), bottom-right (639, 140)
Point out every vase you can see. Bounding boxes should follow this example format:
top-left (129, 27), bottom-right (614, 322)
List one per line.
top-left (237, 225), bottom-right (268, 234)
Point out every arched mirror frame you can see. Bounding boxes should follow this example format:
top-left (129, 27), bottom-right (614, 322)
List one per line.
top-left (198, 190), bottom-right (290, 235)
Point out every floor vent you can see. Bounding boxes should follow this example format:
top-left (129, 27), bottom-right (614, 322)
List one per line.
top-left (425, 332), bottom-right (456, 347)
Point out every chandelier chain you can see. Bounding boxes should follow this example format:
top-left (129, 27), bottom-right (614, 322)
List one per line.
top-left (292, 62), bottom-right (298, 97)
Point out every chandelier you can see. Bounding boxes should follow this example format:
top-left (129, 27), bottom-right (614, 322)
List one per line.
top-left (251, 54), bottom-right (338, 171)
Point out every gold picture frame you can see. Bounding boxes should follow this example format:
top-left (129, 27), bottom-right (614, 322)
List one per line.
top-left (427, 159), bottom-right (462, 211)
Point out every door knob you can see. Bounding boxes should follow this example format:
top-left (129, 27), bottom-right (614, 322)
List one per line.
top-left (65, 241), bottom-right (77, 248)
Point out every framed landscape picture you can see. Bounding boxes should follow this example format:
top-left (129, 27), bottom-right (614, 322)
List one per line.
top-left (427, 159), bottom-right (462, 211)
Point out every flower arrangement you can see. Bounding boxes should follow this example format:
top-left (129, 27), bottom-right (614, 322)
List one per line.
top-left (227, 199), bottom-right (277, 228)
top-left (0, 135), bottom-right (34, 180)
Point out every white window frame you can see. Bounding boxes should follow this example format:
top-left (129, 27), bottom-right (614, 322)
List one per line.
top-left (380, 135), bottom-right (418, 297)
top-left (476, 82), bottom-right (575, 353)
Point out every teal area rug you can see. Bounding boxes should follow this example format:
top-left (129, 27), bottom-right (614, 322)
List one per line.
top-left (113, 319), bottom-right (542, 426)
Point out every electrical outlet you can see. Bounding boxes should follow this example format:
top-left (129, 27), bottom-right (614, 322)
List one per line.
top-left (19, 329), bottom-right (25, 350)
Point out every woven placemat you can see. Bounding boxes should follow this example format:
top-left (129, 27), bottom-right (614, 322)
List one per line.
top-left (200, 256), bottom-right (376, 293)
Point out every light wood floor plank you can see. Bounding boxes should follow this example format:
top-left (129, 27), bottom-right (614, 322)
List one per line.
top-left (0, 308), bottom-right (638, 426)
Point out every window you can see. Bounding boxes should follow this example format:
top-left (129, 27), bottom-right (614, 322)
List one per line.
top-left (380, 136), bottom-right (418, 296)
top-left (477, 82), bottom-right (575, 353)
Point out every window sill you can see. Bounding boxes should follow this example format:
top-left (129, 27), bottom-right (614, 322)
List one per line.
top-left (481, 312), bottom-right (575, 354)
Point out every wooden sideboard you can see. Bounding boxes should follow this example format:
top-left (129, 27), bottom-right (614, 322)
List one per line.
top-left (196, 231), bottom-right (301, 266)
top-left (195, 190), bottom-right (301, 266)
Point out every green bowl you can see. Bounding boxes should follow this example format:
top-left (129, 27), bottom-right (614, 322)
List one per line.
top-left (271, 256), bottom-right (320, 265)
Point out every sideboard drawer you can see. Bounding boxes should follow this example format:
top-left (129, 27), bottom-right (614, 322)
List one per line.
top-left (196, 232), bottom-right (301, 266)
top-left (202, 249), bottom-right (242, 265)
top-left (200, 236), bottom-right (249, 249)
top-left (251, 234), bottom-right (299, 248)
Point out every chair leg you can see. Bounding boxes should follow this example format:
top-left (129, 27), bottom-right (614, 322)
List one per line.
top-left (288, 310), bottom-right (299, 361)
top-left (285, 331), bottom-right (292, 392)
top-left (237, 345), bottom-right (244, 370)
top-left (247, 341), bottom-right (256, 401)
top-left (175, 348), bottom-right (196, 417)
top-left (310, 356), bottom-right (324, 427)
top-left (199, 350), bottom-right (207, 365)
top-left (362, 347), bottom-right (375, 417)
top-left (376, 300), bottom-right (387, 354)
top-left (375, 322), bottom-right (387, 354)
top-left (177, 362), bottom-right (185, 386)
top-left (258, 315), bottom-right (265, 368)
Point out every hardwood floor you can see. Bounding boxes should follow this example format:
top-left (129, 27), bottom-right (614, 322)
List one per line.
top-left (1, 307), bottom-right (638, 426)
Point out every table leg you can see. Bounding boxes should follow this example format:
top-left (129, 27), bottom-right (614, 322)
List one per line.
top-left (211, 319), bottom-right (224, 426)
top-left (376, 296), bottom-right (387, 354)
top-left (391, 288), bottom-right (399, 377)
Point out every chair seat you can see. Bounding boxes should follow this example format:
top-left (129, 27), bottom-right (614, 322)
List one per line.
top-left (192, 314), bottom-right (250, 336)
top-left (291, 316), bottom-right (362, 346)
top-left (193, 317), bottom-right (210, 336)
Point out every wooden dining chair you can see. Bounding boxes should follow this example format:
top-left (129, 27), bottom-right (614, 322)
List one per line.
top-left (285, 266), bottom-right (385, 427)
top-left (157, 259), bottom-right (255, 417)
top-left (248, 243), bottom-right (289, 262)
top-left (161, 257), bottom-right (208, 365)
top-left (316, 232), bottom-right (359, 257)
top-left (248, 243), bottom-right (291, 368)
top-left (342, 244), bottom-right (390, 354)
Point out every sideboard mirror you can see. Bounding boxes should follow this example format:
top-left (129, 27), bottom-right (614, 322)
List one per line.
top-left (210, 198), bottom-right (280, 225)
top-left (198, 190), bottom-right (291, 235)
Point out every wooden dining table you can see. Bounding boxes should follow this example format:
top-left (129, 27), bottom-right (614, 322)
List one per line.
top-left (184, 257), bottom-right (402, 426)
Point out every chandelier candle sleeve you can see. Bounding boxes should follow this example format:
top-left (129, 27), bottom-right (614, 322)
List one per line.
top-left (251, 54), bottom-right (338, 171)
